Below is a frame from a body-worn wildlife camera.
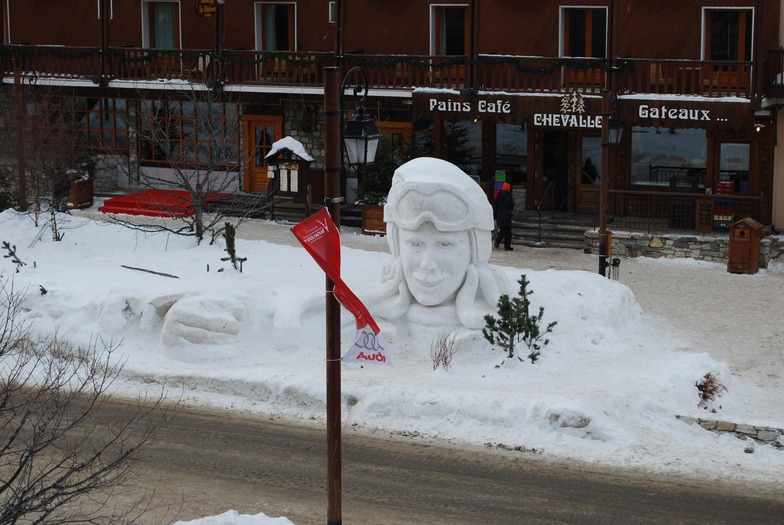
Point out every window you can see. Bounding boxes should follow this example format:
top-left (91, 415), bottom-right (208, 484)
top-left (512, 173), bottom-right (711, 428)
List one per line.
top-left (138, 100), bottom-right (240, 167)
top-left (720, 143), bottom-right (750, 193)
top-left (143, 1), bottom-right (180, 49)
top-left (580, 136), bottom-right (601, 185)
top-left (703, 9), bottom-right (753, 62)
top-left (561, 8), bottom-right (607, 58)
top-left (84, 98), bottom-right (128, 151)
top-left (257, 3), bottom-right (296, 52)
top-left (412, 117), bottom-right (435, 157)
top-left (378, 121), bottom-right (412, 160)
top-left (431, 5), bottom-right (468, 56)
top-left (495, 123), bottom-right (527, 184)
top-left (442, 119), bottom-right (481, 177)
top-left (630, 127), bottom-right (707, 187)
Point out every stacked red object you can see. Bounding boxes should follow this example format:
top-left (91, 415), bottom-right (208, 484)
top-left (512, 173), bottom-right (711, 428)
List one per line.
top-left (713, 180), bottom-right (735, 232)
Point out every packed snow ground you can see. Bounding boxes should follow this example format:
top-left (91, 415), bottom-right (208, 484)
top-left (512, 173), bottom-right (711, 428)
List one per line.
top-left (1, 208), bottom-right (782, 525)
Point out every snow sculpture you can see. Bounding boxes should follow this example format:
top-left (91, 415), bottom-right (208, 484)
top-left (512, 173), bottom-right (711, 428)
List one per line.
top-left (371, 157), bottom-right (512, 330)
top-left (152, 294), bottom-right (246, 361)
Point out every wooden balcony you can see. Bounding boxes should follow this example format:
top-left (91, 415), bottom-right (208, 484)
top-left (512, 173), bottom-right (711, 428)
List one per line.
top-left (0, 44), bottom-right (769, 100)
top-left (620, 59), bottom-right (753, 98)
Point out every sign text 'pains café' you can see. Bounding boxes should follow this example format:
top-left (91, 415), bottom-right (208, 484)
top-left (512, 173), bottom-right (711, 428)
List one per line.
top-left (428, 98), bottom-right (512, 114)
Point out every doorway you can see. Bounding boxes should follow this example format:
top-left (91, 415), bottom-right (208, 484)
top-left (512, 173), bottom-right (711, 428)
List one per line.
top-left (534, 132), bottom-right (568, 211)
top-left (242, 115), bottom-right (282, 193)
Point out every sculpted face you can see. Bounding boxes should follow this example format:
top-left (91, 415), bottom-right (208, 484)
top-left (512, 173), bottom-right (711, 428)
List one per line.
top-left (397, 222), bottom-right (472, 306)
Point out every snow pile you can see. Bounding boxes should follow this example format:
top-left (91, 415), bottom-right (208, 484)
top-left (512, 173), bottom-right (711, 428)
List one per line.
top-left (1, 209), bottom-right (782, 523)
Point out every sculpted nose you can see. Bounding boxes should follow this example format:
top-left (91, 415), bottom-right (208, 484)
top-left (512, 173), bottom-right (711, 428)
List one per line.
top-left (419, 248), bottom-right (437, 270)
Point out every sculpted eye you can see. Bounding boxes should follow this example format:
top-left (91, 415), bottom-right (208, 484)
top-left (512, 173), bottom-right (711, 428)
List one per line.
top-left (439, 241), bottom-right (454, 248)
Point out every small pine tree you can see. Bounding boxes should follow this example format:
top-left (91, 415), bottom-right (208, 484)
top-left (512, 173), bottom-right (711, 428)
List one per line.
top-left (3, 241), bottom-right (26, 270)
top-left (483, 275), bottom-right (557, 364)
top-left (221, 222), bottom-right (247, 271)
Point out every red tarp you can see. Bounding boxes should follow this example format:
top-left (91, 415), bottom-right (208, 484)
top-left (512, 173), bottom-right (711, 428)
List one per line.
top-left (99, 190), bottom-right (227, 218)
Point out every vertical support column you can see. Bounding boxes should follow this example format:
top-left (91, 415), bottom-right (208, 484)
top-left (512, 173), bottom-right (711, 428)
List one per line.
top-left (323, 66), bottom-right (342, 525)
top-left (99, 0), bottom-right (110, 82)
top-left (14, 70), bottom-right (27, 211)
top-left (598, 91), bottom-right (610, 277)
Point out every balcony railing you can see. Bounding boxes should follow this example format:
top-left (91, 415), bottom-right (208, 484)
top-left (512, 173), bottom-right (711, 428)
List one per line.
top-left (0, 44), bottom-right (776, 99)
top-left (619, 58), bottom-right (753, 98)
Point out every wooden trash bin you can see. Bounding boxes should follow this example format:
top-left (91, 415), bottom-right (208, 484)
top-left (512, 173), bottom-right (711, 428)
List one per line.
top-left (68, 178), bottom-right (94, 209)
top-left (727, 217), bottom-right (763, 274)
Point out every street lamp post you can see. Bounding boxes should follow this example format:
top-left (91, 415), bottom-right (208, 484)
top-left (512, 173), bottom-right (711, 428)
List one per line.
top-left (323, 65), bottom-right (380, 525)
top-left (598, 91), bottom-right (623, 277)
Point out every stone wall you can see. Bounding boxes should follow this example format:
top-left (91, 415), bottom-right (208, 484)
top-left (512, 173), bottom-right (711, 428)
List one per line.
top-left (676, 415), bottom-right (783, 450)
top-left (584, 230), bottom-right (782, 270)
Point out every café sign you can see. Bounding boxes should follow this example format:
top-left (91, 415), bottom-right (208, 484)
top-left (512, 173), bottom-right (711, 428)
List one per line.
top-left (428, 98), bottom-right (512, 114)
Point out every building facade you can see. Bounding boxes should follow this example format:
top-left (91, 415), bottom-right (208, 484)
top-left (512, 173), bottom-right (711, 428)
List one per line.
top-left (2, 1), bottom-right (783, 233)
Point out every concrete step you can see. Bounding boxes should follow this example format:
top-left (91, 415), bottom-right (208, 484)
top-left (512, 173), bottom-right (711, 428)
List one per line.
top-left (510, 211), bottom-right (595, 250)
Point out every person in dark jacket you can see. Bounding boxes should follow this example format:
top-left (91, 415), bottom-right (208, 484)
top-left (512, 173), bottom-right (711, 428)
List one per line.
top-left (493, 182), bottom-right (515, 250)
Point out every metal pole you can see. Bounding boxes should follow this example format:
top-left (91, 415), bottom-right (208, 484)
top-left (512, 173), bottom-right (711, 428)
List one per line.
top-left (598, 91), bottom-right (610, 277)
top-left (99, 0), bottom-right (109, 82)
top-left (14, 69), bottom-right (27, 211)
top-left (213, 1), bottom-right (225, 88)
top-left (323, 66), bottom-right (342, 525)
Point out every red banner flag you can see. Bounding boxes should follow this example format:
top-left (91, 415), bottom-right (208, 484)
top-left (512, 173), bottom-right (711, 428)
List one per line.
top-left (291, 209), bottom-right (391, 365)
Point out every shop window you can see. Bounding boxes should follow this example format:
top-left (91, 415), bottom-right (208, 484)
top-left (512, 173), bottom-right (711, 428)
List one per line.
top-left (412, 117), bottom-right (435, 157)
top-left (27, 95), bottom-right (120, 158)
top-left (431, 5), bottom-right (468, 56)
top-left (442, 119), bottom-right (481, 178)
top-left (143, 1), bottom-right (180, 49)
top-left (631, 127), bottom-right (707, 187)
top-left (138, 100), bottom-right (239, 167)
top-left (84, 98), bottom-right (128, 151)
top-left (719, 143), bottom-right (750, 194)
top-left (703, 9), bottom-right (753, 62)
top-left (580, 136), bottom-right (601, 185)
top-left (561, 7), bottom-right (607, 58)
top-left (378, 121), bottom-right (412, 161)
top-left (257, 3), bottom-right (296, 51)
top-left (495, 123), bottom-right (527, 184)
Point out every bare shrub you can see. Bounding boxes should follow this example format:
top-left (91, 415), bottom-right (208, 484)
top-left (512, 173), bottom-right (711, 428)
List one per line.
top-left (0, 277), bottom-right (174, 523)
top-left (696, 372), bottom-right (727, 409)
top-left (430, 330), bottom-right (463, 371)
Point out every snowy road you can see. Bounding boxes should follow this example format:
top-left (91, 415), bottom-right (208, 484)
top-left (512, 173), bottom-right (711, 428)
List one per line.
top-left (114, 402), bottom-right (784, 525)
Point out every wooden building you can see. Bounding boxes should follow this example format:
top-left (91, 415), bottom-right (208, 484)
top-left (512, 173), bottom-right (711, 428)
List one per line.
top-left (2, 1), bottom-right (783, 233)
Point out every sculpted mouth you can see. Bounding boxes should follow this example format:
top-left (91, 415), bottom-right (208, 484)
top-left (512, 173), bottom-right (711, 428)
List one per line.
top-left (414, 276), bottom-right (445, 288)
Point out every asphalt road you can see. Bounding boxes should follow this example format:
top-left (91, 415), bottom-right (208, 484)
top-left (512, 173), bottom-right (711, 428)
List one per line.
top-left (116, 403), bottom-right (784, 525)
